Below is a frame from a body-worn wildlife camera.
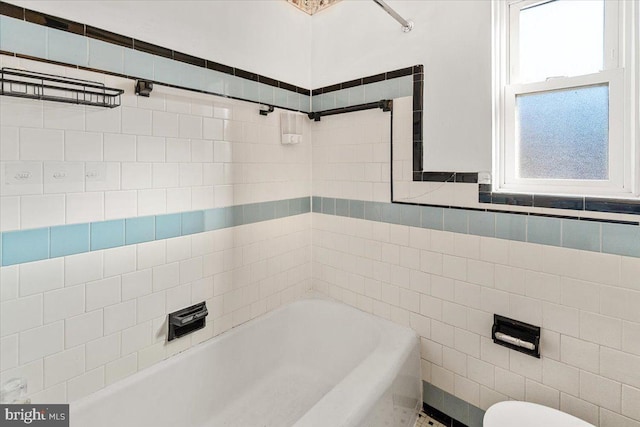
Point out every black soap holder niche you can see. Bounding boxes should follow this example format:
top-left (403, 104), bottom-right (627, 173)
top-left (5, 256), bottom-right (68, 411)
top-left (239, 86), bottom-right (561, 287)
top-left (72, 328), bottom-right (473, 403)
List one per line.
top-left (492, 314), bottom-right (540, 358)
top-left (168, 302), bottom-right (208, 341)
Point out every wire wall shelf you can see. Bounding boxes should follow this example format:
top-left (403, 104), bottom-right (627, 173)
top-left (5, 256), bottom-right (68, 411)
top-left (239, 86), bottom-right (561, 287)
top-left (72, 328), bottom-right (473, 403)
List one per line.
top-left (1, 68), bottom-right (124, 108)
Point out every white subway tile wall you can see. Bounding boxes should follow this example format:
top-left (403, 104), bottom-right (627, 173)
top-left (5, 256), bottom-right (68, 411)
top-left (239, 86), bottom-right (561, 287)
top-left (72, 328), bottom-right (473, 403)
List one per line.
top-left (0, 55), bottom-right (311, 231)
top-left (311, 109), bottom-right (391, 202)
top-left (0, 55), bottom-right (311, 403)
top-left (4, 48), bottom-right (640, 426)
top-left (311, 98), bottom-right (640, 427)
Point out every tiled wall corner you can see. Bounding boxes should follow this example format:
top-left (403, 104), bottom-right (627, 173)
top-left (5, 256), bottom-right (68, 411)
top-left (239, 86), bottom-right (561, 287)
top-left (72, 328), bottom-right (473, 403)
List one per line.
top-left (311, 108), bottom-right (391, 203)
top-left (311, 75), bottom-right (413, 112)
top-left (0, 54), bottom-right (313, 404)
top-left (311, 106), bottom-right (640, 427)
top-left (4, 12), bottom-right (640, 425)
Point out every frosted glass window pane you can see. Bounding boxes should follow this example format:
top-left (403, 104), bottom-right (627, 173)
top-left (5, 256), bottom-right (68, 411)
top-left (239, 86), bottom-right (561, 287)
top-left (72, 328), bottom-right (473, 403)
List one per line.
top-left (520, 0), bottom-right (604, 82)
top-left (516, 85), bottom-right (609, 180)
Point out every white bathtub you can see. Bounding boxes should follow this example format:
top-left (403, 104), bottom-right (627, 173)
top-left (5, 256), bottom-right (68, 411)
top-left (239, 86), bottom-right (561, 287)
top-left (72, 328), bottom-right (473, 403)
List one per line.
top-left (70, 298), bottom-right (421, 427)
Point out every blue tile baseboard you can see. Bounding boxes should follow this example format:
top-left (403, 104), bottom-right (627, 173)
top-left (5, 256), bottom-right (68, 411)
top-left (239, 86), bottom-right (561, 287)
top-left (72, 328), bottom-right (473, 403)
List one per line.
top-left (0, 197), bottom-right (310, 267)
top-left (423, 382), bottom-right (484, 427)
top-left (312, 196), bottom-right (640, 258)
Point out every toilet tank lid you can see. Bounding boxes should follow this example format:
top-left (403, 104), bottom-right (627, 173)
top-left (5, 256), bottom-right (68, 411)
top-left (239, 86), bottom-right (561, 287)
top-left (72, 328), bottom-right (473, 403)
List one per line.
top-left (483, 401), bottom-right (595, 427)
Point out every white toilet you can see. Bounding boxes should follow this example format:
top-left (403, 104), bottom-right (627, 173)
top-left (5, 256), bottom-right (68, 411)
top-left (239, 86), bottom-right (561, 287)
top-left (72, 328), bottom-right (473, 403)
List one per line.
top-left (483, 401), bottom-right (595, 427)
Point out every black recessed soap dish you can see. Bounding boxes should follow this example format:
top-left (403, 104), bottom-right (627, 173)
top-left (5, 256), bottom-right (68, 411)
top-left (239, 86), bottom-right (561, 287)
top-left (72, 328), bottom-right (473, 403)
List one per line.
top-left (492, 314), bottom-right (541, 358)
top-left (168, 302), bottom-right (208, 341)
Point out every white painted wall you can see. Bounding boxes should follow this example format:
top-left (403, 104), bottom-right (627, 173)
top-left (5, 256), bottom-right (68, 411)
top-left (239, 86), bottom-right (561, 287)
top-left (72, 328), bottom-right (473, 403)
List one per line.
top-left (311, 0), bottom-right (493, 172)
top-left (8, 0), bottom-right (313, 88)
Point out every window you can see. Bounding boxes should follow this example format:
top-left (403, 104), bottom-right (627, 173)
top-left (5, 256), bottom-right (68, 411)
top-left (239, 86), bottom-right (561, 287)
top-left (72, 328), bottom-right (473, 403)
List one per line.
top-left (493, 0), bottom-right (638, 197)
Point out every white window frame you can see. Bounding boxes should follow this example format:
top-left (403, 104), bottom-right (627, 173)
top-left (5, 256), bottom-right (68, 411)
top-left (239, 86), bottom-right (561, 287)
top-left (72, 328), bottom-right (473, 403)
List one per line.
top-left (492, 0), bottom-right (639, 198)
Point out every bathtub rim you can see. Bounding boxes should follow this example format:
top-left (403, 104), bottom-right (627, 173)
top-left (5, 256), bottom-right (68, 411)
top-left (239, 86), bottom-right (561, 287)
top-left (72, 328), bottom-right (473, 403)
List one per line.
top-left (70, 296), bottom-right (421, 427)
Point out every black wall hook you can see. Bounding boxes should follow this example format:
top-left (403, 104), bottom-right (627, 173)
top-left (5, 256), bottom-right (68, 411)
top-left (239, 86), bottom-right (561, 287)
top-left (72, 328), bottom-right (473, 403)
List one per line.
top-left (259, 105), bottom-right (275, 116)
top-left (135, 80), bottom-right (153, 97)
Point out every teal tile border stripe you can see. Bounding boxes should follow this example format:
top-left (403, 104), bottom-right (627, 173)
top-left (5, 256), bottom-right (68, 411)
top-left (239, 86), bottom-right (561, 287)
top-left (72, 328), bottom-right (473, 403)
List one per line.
top-left (423, 381), bottom-right (485, 427)
top-left (0, 15), bottom-right (414, 113)
top-left (0, 197), bottom-right (310, 267)
top-left (312, 196), bottom-right (640, 259)
top-left (311, 76), bottom-right (413, 111)
top-left (0, 15), bottom-right (311, 113)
